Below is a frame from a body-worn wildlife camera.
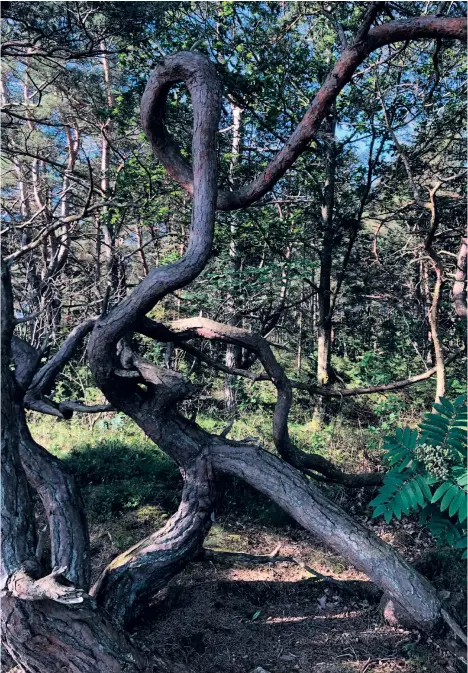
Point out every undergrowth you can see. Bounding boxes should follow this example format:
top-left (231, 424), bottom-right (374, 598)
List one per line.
top-left (29, 409), bottom-right (381, 524)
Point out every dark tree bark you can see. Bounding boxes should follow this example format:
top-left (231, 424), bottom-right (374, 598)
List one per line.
top-left (1, 596), bottom-right (152, 673)
top-left (1, 265), bottom-right (179, 673)
top-left (92, 449), bottom-right (215, 626)
top-left (18, 424), bottom-right (91, 590)
top-left (1, 262), bottom-right (38, 591)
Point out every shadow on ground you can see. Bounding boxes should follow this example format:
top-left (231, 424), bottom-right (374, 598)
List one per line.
top-left (133, 563), bottom-right (455, 673)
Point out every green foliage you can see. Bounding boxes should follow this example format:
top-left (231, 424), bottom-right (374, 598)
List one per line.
top-left (370, 395), bottom-right (467, 557)
top-left (62, 439), bottom-right (180, 521)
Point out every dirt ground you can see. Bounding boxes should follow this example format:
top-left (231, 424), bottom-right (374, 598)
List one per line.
top-left (88, 514), bottom-right (463, 673)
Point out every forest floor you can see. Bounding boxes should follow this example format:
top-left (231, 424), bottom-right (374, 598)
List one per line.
top-left (90, 510), bottom-right (464, 673)
top-left (22, 416), bottom-right (466, 673)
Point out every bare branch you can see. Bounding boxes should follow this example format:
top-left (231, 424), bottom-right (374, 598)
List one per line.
top-left (293, 348), bottom-right (465, 397)
top-left (27, 318), bottom-right (96, 400)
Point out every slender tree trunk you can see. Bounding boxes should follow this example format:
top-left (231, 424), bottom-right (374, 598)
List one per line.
top-left (426, 262), bottom-right (446, 403)
top-left (224, 103), bottom-right (243, 414)
top-left (425, 185), bottom-right (446, 404)
top-left (99, 42), bottom-right (116, 303)
top-left (453, 236), bottom-right (467, 319)
top-left (423, 264), bottom-right (434, 364)
top-left (297, 279), bottom-right (304, 373)
top-left (315, 114), bottom-right (336, 421)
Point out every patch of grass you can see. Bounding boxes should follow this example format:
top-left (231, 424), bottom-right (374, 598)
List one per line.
top-left (27, 410), bottom-right (380, 527)
top-left (61, 438), bottom-right (180, 522)
top-left (28, 411), bottom-right (148, 457)
top-left (62, 438), bottom-right (176, 486)
top-left (205, 524), bottom-right (245, 550)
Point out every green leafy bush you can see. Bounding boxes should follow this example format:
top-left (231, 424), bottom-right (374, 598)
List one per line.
top-left (370, 395), bottom-right (467, 557)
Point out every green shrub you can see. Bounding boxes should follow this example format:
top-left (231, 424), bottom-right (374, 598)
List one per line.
top-left (63, 438), bottom-right (177, 486)
top-left (61, 439), bottom-right (180, 521)
top-left (369, 394), bottom-right (467, 557)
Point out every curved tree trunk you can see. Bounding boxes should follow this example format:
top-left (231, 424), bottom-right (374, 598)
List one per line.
top-left (87, 46), bottom-right (463, 637)
top-left (92, 451), bottom-right (214, 626)
top-left (1, 265), bottom-right (179, 673)
top-left (5, 17), bottom-right (467, 669)
top-left (87, 330), bottom-right (444, 633)
top-left (18, 425), bottom-right (91, 590)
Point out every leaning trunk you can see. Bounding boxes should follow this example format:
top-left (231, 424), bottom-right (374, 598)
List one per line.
top-left (211, 438), bottom-right (442, 632)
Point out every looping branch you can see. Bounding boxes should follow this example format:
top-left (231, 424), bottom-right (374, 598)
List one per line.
top-left (137, 317), bottom-right (383, 486)
top-left (141, 18), bottom-right (465, 212)
top-left (138, 317), bottom-right (465, 486)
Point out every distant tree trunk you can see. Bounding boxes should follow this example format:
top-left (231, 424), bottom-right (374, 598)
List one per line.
top-left (453, 236), bottom-right (467, 319)
top-left (224, 103), bottom-right (243, 414)
top-left (425, 184), bottom-right (446, 404)
top-left (427, 262), bottom-right (446, 403)
top-left (315, 113), bottom-right (336, 421)
top-left (98, 42), bottom-right (118, 305)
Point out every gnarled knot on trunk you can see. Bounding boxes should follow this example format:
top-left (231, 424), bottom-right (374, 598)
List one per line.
top-left (133, 354), bottom-right (198, 409)
top-left (6, 566), bottom-right (85, 605)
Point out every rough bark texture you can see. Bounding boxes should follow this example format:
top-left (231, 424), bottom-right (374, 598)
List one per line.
top-left (18, 424), bottom-right (91, 590)
top-left (89, 329), bottom-right (445, 632)
top-left (92, 451), bottom-right (214, 626)
top-left (1, 262), bottom-right (38, 590)
top-left (1, 268), bottom-right (170, 673)
top-left (1, 596), bottom-right (153, 673)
